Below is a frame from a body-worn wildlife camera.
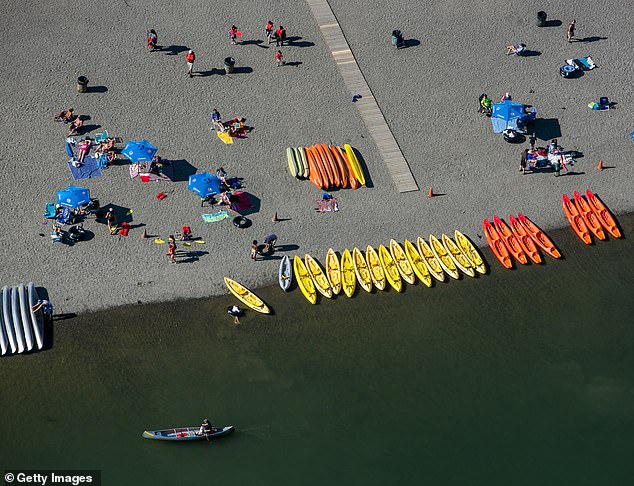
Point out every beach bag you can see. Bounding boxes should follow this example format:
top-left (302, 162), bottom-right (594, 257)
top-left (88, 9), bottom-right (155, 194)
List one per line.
top-left (588, 102), bottom-right (599, 110)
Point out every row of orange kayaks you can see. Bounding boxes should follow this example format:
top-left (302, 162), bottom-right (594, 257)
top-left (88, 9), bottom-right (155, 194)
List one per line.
top-left (562, 190), bottom-right (622, 244)
top-left (302, 144), bottom-right (364, 190)
top-left (483, 214), bottom-right (561, 269)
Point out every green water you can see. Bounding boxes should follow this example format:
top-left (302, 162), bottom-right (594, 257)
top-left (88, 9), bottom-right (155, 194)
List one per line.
top-left (1, 217), bottom-right (633, 485)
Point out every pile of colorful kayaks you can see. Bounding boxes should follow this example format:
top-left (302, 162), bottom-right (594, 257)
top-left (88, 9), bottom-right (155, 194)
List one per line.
top-left (483, 214), bottom-right (562, 269)
top-left (562, 190), bottom-right (622, 244)
top-left (278, 231), bottom-right (487, 304)
top-left (286, 144), bottom-right (366, 189)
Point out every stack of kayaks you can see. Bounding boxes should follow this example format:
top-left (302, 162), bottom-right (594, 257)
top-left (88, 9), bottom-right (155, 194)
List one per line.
top-left (285, 144), bottom-right (365, 189)
top-left (483, 214), bottom-right (561, 269)
top-left (1, 283), bottom-right (45, 356)
top-left (289, 231), bottom-right (486, 304)
top-left (562, 190), bottom-right (621, 244)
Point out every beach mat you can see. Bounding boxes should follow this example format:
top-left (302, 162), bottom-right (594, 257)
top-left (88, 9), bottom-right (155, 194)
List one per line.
top-left (202, 211), bottom-right (229, 223)
top-left (68, 155), bottom-right (102, 180)
top-left (216, 131), bottom-right (233, 145)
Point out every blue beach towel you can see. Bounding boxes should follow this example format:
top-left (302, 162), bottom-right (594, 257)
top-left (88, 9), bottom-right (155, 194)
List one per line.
top-left (202, 211), bottom-right (229, 223)
top-left (68, 155), bottom-right (102, 180)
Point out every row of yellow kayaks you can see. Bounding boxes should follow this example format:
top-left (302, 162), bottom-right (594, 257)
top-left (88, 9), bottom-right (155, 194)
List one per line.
top-left (293, 231), bottom-right (487, 304)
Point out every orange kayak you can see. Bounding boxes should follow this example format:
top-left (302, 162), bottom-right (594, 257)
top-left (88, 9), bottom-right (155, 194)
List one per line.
top-left (483, 219), bottom-right (512, 269)
top-left (314, 144), bottom-right (335, 188)
top-left (304, 146), bottom-right (323, 189)
top-left (573, 191), bottom-right (605, 240)
top-left (320, 144), bottom-right (341, 188)
top-left (516, 214), bottom-right (561, 259)
top-left (585, 190), bottom-right (621, 238)
top-left (508, 215), bottom-right (541, 264)
top-left (310, 146), bottom-right (328, 189)
top-left (493, 216), bottom-right (528, 265)
top-left (337, 146), bottom-right (360, 189)
top-left (329, 145), bottom-right (349, 188)
top-left (562, 194), bottom-right (591, 244)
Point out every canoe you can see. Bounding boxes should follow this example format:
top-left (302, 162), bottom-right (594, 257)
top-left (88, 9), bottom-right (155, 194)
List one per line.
top-left (27, 283), bottom-right (44, 350)
top-left (483, 220), bottom-right (513, 269)
top-left (329, 145), bottom-right (349, 188)
top-left (441, 234), bottom-right (476, 277)
top-left (416, 237), bottom-right (445, 282)
top-left (343, 144), bottom-right (365, 185)
top-left (305, 254), bottom-right (333, 298)
top-left (516, 214), bottom-right (562, 259)
top-left (13, 286), bottom-right (33, 351)
top-left (389, 240), bottom-right (416, 284)
top-left (3, 286), bottom-right (22, 353)
top-left (18, 285), bottom-right (37, 351)
top-left (378, 244), bottom-right (403, 292)
top-left (314, 144), bottom-right (335, 188)
top-left (573, 191), bottom-right (606, 240)
top-left (297, 147), bottom-right (309, 178)
top-left (336, 146), bottom-right (360, 189)
top-left (286, 147), bottom-right (298, 177)
top-left (453, 230), bottom-right (487, 275)
top-left (508, 216), bottom-right (541, 264)
top-left (562, 194), bottom-right (592, 244)
top-left (305, 146), bottom-right (324, 189)
top-left (143, 425), bottom-right (234, 441)
top-left (429, 235), bottom-right (460, 280)
top-left (223, 277), bottom-right (271, 314)
top-left (279, 255), bottom-right (292, 291)
top-left (340, 249), bottom-right (357, 297)
top-left (293, 256), bottom-right (317, 304)
top-left (352, 247), bottom-right (373, 292)
top-left (403, 239), bottom-right (432, 287)
top-left (365, 246), bottom-right (387, 291)
top-left (320, 143), bottom-right (340, 188)
top-left (325, 249), bottom-right (342, 295)
top-left (493, 216), bottom-right (528, 265)
top-left (585, 190), bottom-right (621, 238)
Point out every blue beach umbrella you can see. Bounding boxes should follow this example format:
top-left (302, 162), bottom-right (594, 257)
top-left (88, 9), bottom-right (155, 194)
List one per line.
top-left (122, 139), bottom-right (158, 162)
top-left (491, 100), bottom-right (525, 133)
top-left (188, 172), bottom-right (222, 198)
top-left (56, 185), bottom-right (91, 209)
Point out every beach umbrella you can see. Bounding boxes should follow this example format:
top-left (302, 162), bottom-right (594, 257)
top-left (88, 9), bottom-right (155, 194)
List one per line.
top-left (56, 185), bottom-right (91, 209)
top-left (188, 172), bottom-right (222, 198)
top-left (122, 139), bottom-right (158, 162)
top-left (491, 100), bottom-right (525, 133)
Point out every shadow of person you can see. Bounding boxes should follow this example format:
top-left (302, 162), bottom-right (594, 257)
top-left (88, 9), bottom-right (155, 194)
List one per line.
top-left (162, 45), bottom-right (189, 55)
top-left (403, 38), bottom-right (421, 48)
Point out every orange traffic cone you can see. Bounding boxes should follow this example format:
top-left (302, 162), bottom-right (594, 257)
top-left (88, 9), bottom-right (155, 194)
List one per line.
top-left (428, 187), bottom-right (434, 198)
top-left (597, 160), bottom-right (603, 171)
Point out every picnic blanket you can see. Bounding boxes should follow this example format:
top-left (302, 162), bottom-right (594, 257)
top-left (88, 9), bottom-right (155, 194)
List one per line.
top-left (68, 155), bottom-right (102, 180)
top-left (202, 211), bottom-right (229, 223)
top-left (216, 131), bottom-right (233, 145)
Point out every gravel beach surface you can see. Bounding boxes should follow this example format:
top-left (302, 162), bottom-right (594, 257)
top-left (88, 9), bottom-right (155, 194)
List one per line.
top-left (0, 0), bottom-right (631, 313)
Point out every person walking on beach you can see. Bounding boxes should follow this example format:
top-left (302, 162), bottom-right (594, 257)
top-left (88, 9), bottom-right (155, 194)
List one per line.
top-left (265, 21), bottom-right (274, 44)
top-left (229, 25), bottom-right (239, 45)
top-left (228, 305), bottom-right (241, 325)
top-left (147, 29), bottom-right (157, 50)
top-left (567, 19), bottom-right (576, 43)
top-left (186, 49), bottom-right (195, 77)
top-left (167, 240), bottom-right (177, 263)
top-left (520, 148), bottom-right (528, 174)
top-left (275, 25), bottom-right (286, 47)
top-left (275, 50), bottom-right (284, 66)
top-left (250, 240), bottom-right (258, 261)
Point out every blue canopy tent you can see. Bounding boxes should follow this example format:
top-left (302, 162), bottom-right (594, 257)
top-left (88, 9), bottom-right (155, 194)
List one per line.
top-left (491, 100), bottom-right (525, 133)
top-left (122, 140), bottom-right (158, 163)
top-left (188, 172), bottom-right (222, 198)
top-left (56, 185), bottom-right (91, 209)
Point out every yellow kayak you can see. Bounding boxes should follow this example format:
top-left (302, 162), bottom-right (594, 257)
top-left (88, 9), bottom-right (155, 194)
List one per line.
top-left (378, 244), bottom-right (403, 292)
top-left (441, 234), bottom-right (476, 277)
top-left (343, 144), bottom-right (365, 186)
top-left (293, 256), bottom-right (317, 304)
top-left (305, 254), bottom-right (333, 298)
top-left (389, 239), bottom-right (416, 285)
top-left (340, 249), bottom-right (356, 297)
top-left (454, 230), bottom-right (487, 275)
top-left (223, 277), bottom-right (270, 314)
top-left (325, 249), bottom-right (342, 295)
top-left (429, 235), bottom-right (460, 280)
top-left (416, 237), bottom-right (445, 282)
top-left (352, 247), bottom-right (373, 292)
top-left (365, 246), bottom-right (386, 291)
top-left (403, 239), bottom-right (432, 287)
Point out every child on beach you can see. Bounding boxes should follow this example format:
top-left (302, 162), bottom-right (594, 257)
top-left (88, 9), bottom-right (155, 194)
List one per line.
top-left (68, 115), bottom-right (83, 135)
top-left (265, 21), bottom-right (274, 44)
top-left (567, 20), bottom-right (576, 43)
top-left (229, 25), bottom-right (239, 45)
top-left (186, 50), bottom-right (195, 77)
top-left (250, 240), bottom-right (258, 261)
top-left (105, 208), bottom-right (116, 233)
top-left (167, 240), bottom-right (177, 263)
top-left (147, 29), bottom-right (157, 50)
top-left (275, 50), bottom-right (284, 66)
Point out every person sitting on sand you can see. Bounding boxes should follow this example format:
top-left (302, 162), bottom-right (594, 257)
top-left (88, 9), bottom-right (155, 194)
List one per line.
top-left (506, 43), bottom-right (526, 55)
top-left (77, 138), bottom-right (92, 163)
top-left (501, 92), bottom-right (512, 102)
top-left (479, 94), bottom-right (492, 115)
top-left (55, 108), bottom-right (74, 123)
top-left (228, 117), bottom-right (245, 137)
top-left (68, 115), bottom-right (83, 135)
top-left (210, 109), bottom-right (224, 132)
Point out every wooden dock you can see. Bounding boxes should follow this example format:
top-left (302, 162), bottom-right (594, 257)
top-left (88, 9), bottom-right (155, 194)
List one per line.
top-left (306, 0), bottom-right (419, 193)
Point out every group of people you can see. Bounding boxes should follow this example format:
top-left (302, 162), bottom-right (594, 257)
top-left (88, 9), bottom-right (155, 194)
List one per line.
top-left (250, 234), bottom-right (278, 261)
top-left (519, 139), bottom-right (574, 176)
top-left (210, 109), bottom-right (247, 137)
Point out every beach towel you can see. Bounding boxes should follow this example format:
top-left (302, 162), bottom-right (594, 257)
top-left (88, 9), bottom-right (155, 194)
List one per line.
top-left (68, 156), bottom-right (102, 180)
top-left (216, 131), bottom-right (233, 145)
top-left (202, 211), bottom-right (229, 223)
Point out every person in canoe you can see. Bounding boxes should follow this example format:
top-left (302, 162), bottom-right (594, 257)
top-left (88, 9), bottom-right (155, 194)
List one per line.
top-left (198, 419), bottom-right (213, 437)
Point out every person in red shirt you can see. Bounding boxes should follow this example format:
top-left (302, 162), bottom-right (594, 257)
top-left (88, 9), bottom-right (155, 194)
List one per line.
top-left (265, 21), bottom-right (274, 44)
top-left (186, 50), bottom-right (195, 77)
top-left (275, 50), bottom-right (283, 66)
top-left (229, 25), bottom-right (239, 45)
top-left (147, 29), bottom-right (157, 50)
top-left (275, 26), bottom-right (286, 47)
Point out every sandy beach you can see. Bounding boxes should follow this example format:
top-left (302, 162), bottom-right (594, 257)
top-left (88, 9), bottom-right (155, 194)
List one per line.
top-left (0, 0), bottom-right (631, 314)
